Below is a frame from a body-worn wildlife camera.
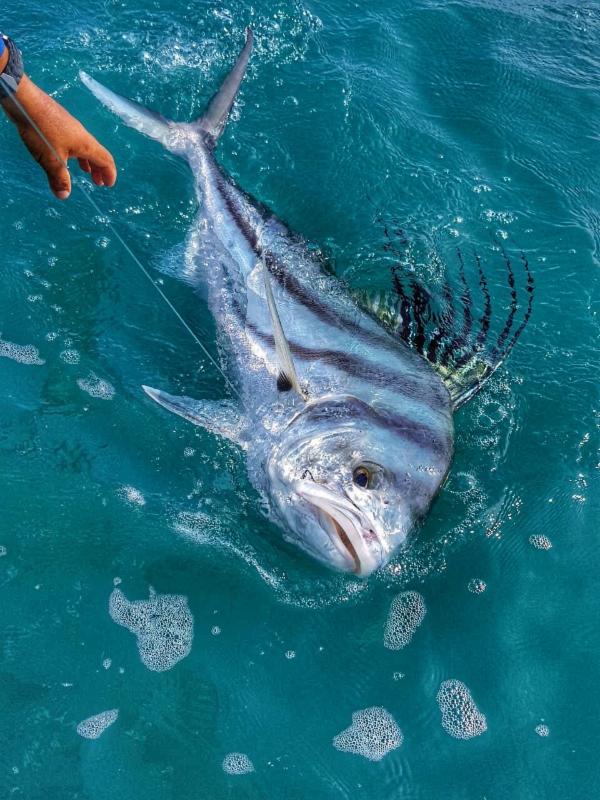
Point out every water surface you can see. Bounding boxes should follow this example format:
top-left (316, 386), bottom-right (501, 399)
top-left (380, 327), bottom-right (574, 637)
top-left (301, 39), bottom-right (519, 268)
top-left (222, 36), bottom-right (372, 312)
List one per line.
top-left (1, 2), bottom-right (599, 798)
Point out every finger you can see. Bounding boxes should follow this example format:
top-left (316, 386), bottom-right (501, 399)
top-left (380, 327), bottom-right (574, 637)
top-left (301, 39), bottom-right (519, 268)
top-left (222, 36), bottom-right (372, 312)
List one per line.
top-left (77, 136), bottom-right (117, 187)
top-left (78, 158), bottom-right (91, 173)
top-left (41, 153), bottom-right (71, 200)
top-left (91, 166), bottom-right (105, 187)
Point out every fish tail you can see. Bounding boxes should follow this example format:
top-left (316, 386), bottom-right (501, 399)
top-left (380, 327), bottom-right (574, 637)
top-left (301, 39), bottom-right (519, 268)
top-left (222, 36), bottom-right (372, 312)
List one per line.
top-left (80, 28), bottom-right (253, 153)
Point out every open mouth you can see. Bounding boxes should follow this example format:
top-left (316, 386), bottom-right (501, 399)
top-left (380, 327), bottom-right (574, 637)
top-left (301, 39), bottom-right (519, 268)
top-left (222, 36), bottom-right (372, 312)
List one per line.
top-left (319, 509), bottom-right (362, 574)
top-left (295, 480), bottom-right (382, 576)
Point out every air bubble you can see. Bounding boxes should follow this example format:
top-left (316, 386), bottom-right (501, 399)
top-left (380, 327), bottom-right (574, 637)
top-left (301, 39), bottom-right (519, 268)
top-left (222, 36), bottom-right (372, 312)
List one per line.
top-left (284, 650), bottom-right (296, 659)
top-left (102, 658), bottom-right (112, 670)
top-left (437, 680), bottom-right (487, 739)
top-left (535, 724), bottom-right (550, 737)
top-left (222, 752), bottom-right (254, 775)
top-left (333, 707), bottom-right (403, 761)
top-left (211, 626), bottom-right (221, 636)
top-left (383, 591), bottom-right (426, 649)
top-left (0, 546), bottom-right (6, 557)
top-left (109, 587), bottom-right (194, 672)
top-left (76, 709), bottom-right (118, 739)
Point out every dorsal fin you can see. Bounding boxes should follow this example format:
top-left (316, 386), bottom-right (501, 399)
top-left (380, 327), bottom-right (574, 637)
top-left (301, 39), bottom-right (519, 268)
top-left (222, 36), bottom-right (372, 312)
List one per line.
top-left (354, 240), bottom-right (534, 410)
top-left (197, 28), bottom-right (253, 145)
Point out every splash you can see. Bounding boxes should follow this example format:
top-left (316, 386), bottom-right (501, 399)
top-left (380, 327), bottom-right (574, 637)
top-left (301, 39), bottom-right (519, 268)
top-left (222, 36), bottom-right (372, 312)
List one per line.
top-left (333, 707), bottom-right (403, 761)
top-left (437, 680), bottom-right (487, 739)
top-left (76, 709), bottom-right (119, 739)
top-left (383, 591), bottom-right (427, 650)
top-left (109, 587), bottom-right (194, 672)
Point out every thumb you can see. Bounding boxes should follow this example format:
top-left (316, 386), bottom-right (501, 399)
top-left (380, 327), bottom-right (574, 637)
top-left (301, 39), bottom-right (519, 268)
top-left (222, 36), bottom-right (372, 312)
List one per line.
top-left (42, 155), bottom-right (72, 200)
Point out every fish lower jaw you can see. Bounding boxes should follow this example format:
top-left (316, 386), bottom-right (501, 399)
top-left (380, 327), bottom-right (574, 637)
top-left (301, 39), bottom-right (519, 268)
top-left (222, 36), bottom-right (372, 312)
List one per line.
top-left (317, 507), bottom-right (382, 578)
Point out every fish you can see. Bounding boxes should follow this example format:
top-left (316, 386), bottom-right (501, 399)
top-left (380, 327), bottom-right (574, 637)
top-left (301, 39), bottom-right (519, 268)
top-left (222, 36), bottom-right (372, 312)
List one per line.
top-left (80, 29), bottom-right (533, 577)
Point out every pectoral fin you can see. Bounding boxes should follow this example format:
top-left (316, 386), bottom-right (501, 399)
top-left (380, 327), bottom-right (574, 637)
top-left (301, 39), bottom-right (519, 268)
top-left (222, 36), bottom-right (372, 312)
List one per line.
top-left (261, 254), bottom-right (309, 401)
top-left (142, 385), bottom-right (247, 448)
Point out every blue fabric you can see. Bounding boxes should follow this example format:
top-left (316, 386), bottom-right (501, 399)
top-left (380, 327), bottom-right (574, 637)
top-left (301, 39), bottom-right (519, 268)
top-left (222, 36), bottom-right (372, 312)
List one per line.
top-left (0, 38), bottom-right (5, 58)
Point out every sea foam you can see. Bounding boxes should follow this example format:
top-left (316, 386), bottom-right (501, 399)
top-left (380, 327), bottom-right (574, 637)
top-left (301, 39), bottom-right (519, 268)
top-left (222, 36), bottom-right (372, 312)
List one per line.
top-left (384, 591), bottom-right (426, 649)
top-left (109, 587), bottom-right (193, 672)
top-left (333, 707), bottom-right (403, 761)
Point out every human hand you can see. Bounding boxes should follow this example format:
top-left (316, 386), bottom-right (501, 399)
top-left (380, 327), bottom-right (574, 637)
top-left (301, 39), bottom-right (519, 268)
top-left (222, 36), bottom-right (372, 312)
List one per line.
top-left (2, 74), bottom-right (117, 199)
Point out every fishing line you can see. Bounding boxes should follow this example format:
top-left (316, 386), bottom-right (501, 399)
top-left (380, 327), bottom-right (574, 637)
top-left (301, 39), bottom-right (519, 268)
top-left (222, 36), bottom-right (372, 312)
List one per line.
top-left (1, 74), bottom-right (241, 399)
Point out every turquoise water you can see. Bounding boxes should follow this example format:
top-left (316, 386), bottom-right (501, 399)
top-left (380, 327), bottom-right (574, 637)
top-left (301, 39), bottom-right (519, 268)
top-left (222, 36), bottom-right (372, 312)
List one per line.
top-left (1, 1), bottom-right (599, 797)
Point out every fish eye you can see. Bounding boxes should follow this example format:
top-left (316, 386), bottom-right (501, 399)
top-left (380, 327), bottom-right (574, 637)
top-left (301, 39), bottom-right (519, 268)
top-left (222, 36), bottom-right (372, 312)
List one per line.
top-left (353, 465), bottom-right (371, 489)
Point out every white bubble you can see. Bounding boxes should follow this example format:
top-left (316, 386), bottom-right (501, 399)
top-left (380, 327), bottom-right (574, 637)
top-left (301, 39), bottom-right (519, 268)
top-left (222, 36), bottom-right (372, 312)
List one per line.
top-left (183, 447), bottom-right (195, 458)
top-left (535, 724), bottom-right (550, 737)
top-left (77, 373), bottom-right (115, 399)
top-left (102, 658), bottom-right (112, 670)
top-left (383, 591), bottom-right (426, 650)
top-left (473, 184), bottom-right (491, 193)
top-left (468, 578), bottom-right (487, 594)
top-left (118, 485), bottom-right (146, 507)
top-left (76, 709), bottom-right (119, 739)
top-left (60, 349), bottom-right (80, 364)
top-left (437, 680), bottom-right (487, 739)
top-left (284, 650), bottom-right (296, 660)
top-left (211, 626), bottom-right (221, 636)
top-left (113, 577), bottom-right (122, 586)
top-left (333, 707), bottom-right (403, 761)
top-left (222, 752), bottom-right (254, 775)
top-left (0, 546), bottom-right (6, 557)
top-left (109, 587), bottom-right (194, 672)
top-left (45, 331), bottom-right (59, 342)
top-left (392, 671), bottom-right (405, 681)
top-left (529, 534), bottom-right (552, 550)
top-left (0, 338), bottom-right (45, 365)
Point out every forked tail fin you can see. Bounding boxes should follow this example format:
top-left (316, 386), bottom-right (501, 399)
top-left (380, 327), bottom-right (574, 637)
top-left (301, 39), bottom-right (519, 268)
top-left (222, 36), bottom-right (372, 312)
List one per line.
top-left (80, 28), bottom-right (254, 152)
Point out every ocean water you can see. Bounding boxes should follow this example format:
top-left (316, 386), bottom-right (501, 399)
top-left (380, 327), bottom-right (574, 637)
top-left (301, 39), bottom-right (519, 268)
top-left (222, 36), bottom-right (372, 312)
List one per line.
top-left (1, 1), bottom-right (599, 798)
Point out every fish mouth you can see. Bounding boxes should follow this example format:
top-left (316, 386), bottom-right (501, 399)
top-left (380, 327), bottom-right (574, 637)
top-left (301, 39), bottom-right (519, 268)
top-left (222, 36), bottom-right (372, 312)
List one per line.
top-left (295, 480), bottom-right (383, 576)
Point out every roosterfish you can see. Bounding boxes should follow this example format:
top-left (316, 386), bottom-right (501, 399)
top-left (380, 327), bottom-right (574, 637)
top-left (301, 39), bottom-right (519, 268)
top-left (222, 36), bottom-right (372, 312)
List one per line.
top-left (81, 30), bottom-right (532, 576)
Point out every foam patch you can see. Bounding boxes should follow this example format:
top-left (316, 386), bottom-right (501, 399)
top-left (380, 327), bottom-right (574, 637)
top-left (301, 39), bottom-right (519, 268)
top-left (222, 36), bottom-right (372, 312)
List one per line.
top-left (467, 578), bottom-right (487, 594)
top-left (60, 349), bottom-right (80, 364)
top-left (529, 534), bottom-right (552, 550)
top-left (76, 709), bottom-right (118, 739)
top-left (0, 337), bottom-right (44, 365)
top-left (437, 680), bottom-right (487, 739)
top-left (109, 587), bottom-right (193, 672)
top-left (333, 707), bottom-right (403, 761)
top-left (222, 752), bottom-right (254, 775)
top-left (384, 591), bottom-right (427, 649)
top-left (77, 373), bottom-right (115, 399)
top-left (118, 485), bottom-right (146, 506)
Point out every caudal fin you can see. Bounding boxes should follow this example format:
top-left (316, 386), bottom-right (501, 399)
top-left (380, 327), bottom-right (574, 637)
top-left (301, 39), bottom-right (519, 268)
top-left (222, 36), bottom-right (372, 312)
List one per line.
top-left (80, 28), bottom-right (254, 151)
top-left (197, 27), bottom-right (253, 145)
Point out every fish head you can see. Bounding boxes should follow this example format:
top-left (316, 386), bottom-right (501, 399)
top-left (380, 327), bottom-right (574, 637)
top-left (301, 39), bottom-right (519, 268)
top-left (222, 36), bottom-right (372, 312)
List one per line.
top-left (265, 394), bottom-right (453, 576)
